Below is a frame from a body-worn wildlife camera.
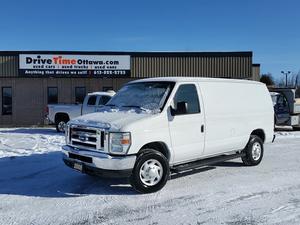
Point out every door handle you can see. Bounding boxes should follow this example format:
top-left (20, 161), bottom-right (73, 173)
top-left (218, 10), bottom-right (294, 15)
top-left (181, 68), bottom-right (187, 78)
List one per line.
top-left (201, 125), bottom-right (205, 133)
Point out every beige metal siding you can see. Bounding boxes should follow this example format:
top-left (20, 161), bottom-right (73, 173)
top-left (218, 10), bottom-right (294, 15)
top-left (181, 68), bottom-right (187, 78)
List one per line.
top-left (0, 55), bottom-right (18, 77)
top-left (1, 53), bottom-right (253, 79)
top-left (252, 64), bottom-right (260, 81)
top-left (131, 55), bottom-right (252, 79)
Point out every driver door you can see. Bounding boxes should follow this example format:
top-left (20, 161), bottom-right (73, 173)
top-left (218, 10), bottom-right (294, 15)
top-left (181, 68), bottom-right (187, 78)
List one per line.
top-left (168, 83), bottom-right (205, 164)
top-left (82, 95), bottom-right (98, 115)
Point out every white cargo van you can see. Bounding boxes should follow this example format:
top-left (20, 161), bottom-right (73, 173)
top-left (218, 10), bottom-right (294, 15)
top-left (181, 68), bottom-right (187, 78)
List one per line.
top-left (62, 77), bottom-right (274, 193)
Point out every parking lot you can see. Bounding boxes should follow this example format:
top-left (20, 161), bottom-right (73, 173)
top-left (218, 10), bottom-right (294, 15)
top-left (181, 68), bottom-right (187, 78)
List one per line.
top-left (0, 128), bottom-right (300, 225)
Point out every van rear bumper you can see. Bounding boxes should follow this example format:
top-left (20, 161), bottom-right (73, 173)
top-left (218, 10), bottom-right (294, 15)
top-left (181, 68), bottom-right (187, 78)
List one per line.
top-left (62, 145), bottom-right (136, 178)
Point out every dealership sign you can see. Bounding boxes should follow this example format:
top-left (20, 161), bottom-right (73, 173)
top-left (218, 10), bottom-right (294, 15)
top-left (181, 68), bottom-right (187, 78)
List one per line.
top-left (19, 54), bottom-right (131, 77)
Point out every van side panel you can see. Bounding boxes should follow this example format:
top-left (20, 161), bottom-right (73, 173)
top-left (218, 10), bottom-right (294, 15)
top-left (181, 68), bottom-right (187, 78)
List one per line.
top-left (199, 81), bottom-right (274, 156)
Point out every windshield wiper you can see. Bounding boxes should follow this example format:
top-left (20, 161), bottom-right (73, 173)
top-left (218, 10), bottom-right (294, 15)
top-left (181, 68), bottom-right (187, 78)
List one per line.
top-left (122, 105), bottom-right (148, 111)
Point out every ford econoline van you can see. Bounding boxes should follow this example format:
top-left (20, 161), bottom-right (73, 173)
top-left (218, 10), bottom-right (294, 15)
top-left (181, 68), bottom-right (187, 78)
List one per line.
top-left (62, 77), bottom-right (274, 193)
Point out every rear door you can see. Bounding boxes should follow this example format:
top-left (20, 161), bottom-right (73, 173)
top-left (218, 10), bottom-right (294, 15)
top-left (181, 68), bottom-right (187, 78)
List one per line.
top-left (168, 83), bottom-right (205, 163)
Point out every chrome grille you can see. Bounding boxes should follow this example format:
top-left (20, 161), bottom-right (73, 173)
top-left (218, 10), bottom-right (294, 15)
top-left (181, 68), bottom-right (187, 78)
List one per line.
top-left (69, 125), bottom-right (105, 151)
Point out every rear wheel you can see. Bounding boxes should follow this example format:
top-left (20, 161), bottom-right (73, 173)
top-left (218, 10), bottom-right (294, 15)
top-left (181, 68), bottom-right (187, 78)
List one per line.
top-left (55, 115), bottom-right (69, 132)
top-left (242, 135), bottom-right (264, 166)
top-left (129, 149), bottom-right (169, 193)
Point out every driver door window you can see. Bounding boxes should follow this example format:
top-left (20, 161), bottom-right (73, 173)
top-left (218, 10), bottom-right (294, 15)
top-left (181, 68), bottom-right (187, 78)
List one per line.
top-left (87, 95), bottom-right (97, 106)
top-left (173, 84), bottom-right (200, 114)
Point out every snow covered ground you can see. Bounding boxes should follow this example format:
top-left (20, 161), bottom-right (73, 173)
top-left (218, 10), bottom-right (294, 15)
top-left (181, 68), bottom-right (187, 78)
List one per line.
top-left (0, 128), bottom-right (300, 225)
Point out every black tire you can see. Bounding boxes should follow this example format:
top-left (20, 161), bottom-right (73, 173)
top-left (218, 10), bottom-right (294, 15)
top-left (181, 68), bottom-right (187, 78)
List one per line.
top-left (129, 149), bottom-right (170, 194)
top-left (292, 126), bottom-right (300, 131)
top-left (55, 115), bottom-right (69, 132)
top-left (241, 135), bottom-right (264, 166)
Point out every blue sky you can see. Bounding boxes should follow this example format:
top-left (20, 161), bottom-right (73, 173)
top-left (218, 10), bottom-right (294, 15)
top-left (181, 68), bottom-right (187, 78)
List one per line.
top-left (0, 0), bottom-right (299, 80)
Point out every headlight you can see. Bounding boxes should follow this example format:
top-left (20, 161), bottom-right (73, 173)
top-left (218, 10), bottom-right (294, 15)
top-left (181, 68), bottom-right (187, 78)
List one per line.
top-left (109, 132), bottom-right (131, 155)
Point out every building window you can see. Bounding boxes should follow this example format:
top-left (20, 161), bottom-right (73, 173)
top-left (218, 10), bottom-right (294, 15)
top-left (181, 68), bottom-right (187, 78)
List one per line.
top-left (47, 87), bottom-right (58, 104)
top-left (75, 87), bottom-right (86, 104)
top-left (2, 87), bottom-right (12, 115)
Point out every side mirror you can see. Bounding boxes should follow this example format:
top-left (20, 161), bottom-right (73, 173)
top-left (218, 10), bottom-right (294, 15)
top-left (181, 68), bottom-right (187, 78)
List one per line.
top-left (171, 101), bottom-right (188, 116)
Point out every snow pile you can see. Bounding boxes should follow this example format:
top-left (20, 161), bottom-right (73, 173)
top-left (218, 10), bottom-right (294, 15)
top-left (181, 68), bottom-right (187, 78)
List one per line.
top-left (0, 128), bottom-right (64, 158)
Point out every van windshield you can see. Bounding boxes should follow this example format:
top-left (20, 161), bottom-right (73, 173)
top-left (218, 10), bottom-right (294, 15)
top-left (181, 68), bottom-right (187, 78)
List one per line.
top-left (105, 82), bottom-right (175, 113)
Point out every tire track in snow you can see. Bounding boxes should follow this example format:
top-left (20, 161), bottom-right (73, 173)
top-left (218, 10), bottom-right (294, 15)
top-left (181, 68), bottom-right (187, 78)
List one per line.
top-left (226, 191), bottom-right (269, 204)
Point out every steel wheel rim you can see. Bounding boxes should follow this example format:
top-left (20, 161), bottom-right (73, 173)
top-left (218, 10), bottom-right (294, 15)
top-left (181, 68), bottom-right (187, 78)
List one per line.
top-left (139, 159), bottom-right (163, 186)
top-left (58, 121), bottom-right (66, 132)
top-left (252, 142), bottom-right (261, 161)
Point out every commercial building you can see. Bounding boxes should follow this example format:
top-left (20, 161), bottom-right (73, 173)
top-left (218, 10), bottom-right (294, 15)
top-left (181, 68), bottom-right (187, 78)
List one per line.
top-left (0, 51), bottom-right (260, 126)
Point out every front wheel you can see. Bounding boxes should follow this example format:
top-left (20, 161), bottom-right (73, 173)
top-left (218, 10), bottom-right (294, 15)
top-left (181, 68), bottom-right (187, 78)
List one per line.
top-left (129, 149), bottom-right (170, 193)
top-left (242, 135), bottom-right (264, 166)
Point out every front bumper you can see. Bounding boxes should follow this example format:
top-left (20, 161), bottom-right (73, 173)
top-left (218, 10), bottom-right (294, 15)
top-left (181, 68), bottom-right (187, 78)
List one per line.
top-left (62, 145), bottom-right (136, 178)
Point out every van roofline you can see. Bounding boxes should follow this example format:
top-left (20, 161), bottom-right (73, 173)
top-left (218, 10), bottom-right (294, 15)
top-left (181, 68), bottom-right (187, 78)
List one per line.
top-left (129, 77), bottom-right (263, 85)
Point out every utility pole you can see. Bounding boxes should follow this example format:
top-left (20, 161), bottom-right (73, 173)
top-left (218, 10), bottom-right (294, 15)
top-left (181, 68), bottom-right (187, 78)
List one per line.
top-left (281, 71), bottom-right (291, 87)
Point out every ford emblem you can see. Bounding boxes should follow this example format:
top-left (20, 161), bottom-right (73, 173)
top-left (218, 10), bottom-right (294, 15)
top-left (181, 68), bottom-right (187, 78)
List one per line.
top-left (79, 135), bottom-right (87, 142)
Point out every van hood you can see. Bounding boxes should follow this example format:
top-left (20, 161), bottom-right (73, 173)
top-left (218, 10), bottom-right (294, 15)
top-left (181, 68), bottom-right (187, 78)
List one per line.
top-left (69, 110), bottom-right (153, 131)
